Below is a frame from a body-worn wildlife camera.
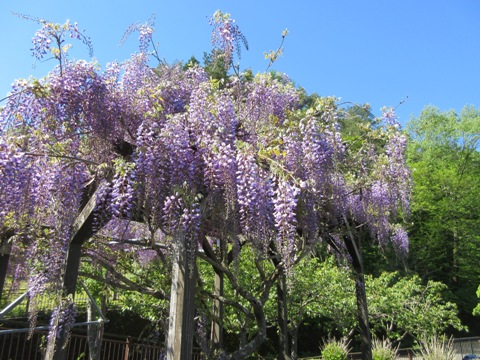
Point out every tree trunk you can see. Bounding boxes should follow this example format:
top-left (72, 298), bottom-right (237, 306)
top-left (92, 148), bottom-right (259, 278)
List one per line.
top-left (45, 305), bottom-right (64, 360)
top-left (229, 299), bottom-right (267, 360)
top-left (277, 269), bottom-right (290, 360)
top-left (199, 238), bottom-right (271, 360)
top-left (344, 232), bottom-right (372, 360)
top-left (354, 269), bottom-right (372, 360)
top-left (47, 242), bottom-right (87, 360)
top-left (166, 233), bottom-right (197, 360)
top-left (239, 323), bottom-right (247, 348)
top-left (290, 325), bottom-right (299, 360)
top-left (452, 228), bottom-right (459, 285)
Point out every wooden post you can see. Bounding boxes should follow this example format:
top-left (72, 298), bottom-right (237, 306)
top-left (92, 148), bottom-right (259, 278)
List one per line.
top-left (0, 229), bottom-right (14, 302)
top-left (211, 268), bottom-right (224, 352)
top-left (210, 237), bottom-right (225, 354)
top-left (124, 336), bottom-right (131, 360)
top-left (166, 233), bottom-right (196, 360)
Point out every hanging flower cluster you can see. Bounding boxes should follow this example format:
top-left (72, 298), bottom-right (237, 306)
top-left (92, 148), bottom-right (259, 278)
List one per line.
top-left (30, 18), bottom-right (93, 63)
top-left (209, 10), bottom-right (248, 69)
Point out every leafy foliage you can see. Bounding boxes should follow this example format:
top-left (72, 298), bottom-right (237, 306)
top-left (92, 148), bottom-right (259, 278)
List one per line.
top-left (366, 272), bottom-right (465, 341)
top-left (406, 105), bottom-right (480, 314)
top-left (320, 338), bottom-right (351, 360)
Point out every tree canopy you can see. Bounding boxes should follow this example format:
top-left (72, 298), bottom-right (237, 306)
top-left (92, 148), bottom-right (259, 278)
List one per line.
top-left (406, 105), bottom-right (480, 317)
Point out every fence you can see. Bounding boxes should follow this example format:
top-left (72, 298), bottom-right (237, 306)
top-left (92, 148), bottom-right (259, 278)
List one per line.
top-left (0, 288), bottom-right (123, 318)
top-left (0, 322), bottom-right (478, 359)
top-left (0, 287), bottom-right (205, 359)
top-left (0, 327), bottom-right (204, 360)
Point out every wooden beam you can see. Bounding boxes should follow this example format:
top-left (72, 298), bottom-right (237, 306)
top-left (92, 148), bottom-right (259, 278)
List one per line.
top-left (71, 188), bottom-right (99, 244)
top-left (64, 188), bottom-right (100, 296)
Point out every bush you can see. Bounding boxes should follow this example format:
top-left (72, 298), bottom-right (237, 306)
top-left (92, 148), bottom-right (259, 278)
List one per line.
top-left (372, 338), bottom-right (398, 360)
top-left (320, 338), bottom-right (350, 360)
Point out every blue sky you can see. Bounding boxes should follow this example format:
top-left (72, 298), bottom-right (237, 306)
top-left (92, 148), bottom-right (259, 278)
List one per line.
top-left (1, 0), bottom-right (479, 125)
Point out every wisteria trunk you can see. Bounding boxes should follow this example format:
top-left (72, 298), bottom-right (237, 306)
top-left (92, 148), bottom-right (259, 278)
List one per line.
top-left (277, 269), bottom-right (290, 360)
top-left (354, 270), bottom-right (372, 360)
top-left (344, 233), bottom-right (372, 360)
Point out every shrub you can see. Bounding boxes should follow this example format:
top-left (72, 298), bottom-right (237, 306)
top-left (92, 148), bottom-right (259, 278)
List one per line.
top-left (320, 338), bottom-right (351, 360)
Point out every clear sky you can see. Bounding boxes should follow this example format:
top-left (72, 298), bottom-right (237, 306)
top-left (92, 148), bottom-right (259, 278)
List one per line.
top-left (1, 0), bottom-right (479, 125)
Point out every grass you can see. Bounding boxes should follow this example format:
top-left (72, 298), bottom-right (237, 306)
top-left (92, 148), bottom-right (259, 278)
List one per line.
top-left (415, 335), bottom-right (456, 360)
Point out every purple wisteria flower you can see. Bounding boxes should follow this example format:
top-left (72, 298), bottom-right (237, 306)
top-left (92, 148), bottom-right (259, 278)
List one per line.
top-left (120, 15), bottom-right (156, 54)
top-left (273, 179), bottom-right (300, 266)
top-left (210, 10), bottom-right (248, 69)
top-left (136, 249), bottom-right (158, 266)
top-left (28, 18), bottom-right (93, 63)
top-left (391, 225), bottom-right (409, 254)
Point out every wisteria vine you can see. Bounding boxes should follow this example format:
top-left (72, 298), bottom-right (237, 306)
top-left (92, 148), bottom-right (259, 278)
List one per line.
top-left (0, 11), bottom-right (411, 353)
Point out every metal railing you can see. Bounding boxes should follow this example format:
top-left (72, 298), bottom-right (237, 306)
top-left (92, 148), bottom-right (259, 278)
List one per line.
top-left (0, 327), bottom-right (204, 360)
top-left (454, 337), bottom-right (480, 358)
top-left (0, 288), bottom-right (123, 319)
top-left (0, 321), bottom-right (477, 359)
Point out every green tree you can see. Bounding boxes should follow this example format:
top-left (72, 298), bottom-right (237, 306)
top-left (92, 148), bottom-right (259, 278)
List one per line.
top-left (473, 288), bottom-right (480, 317)
top-left (262, 254), bottom-right (463, 358)
top-left (406, 105), bottom-right (480, 317)
top-left (366, 272), bottom-right (465, 343)
top-left (203, 49), bottom-right (229, 84)
top-left (283, 256), bottom-right (355, 359)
